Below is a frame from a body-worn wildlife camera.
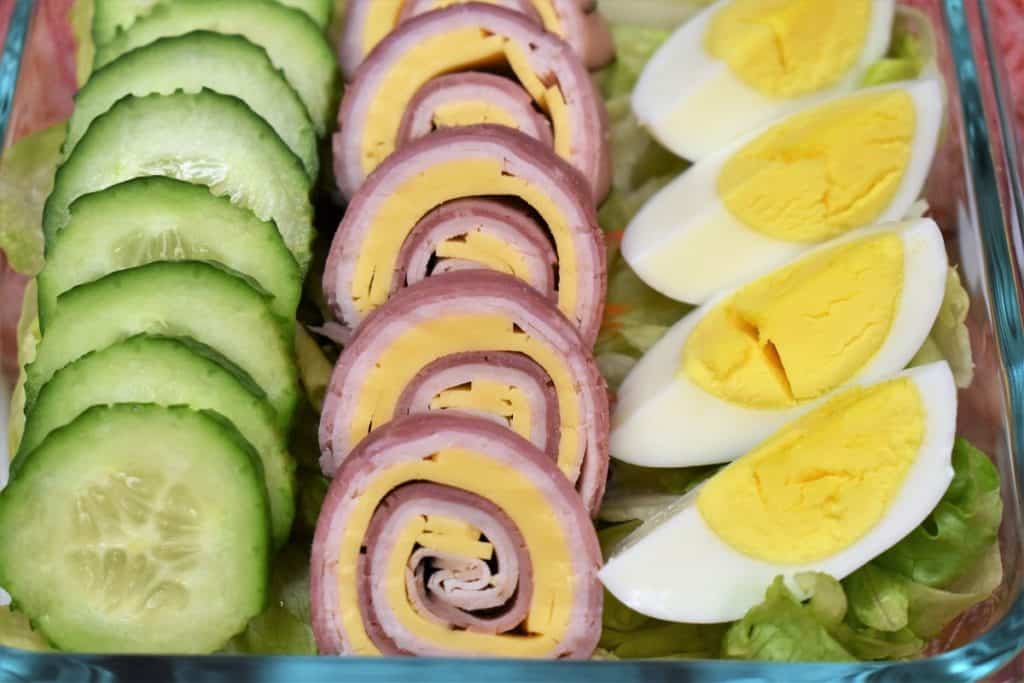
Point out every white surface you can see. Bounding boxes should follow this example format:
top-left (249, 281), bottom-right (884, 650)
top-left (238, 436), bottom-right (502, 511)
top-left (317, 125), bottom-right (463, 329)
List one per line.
top-left (611, 219), bottom-right (949, 467)
top-left (600, 363), bottom-right (958, 623)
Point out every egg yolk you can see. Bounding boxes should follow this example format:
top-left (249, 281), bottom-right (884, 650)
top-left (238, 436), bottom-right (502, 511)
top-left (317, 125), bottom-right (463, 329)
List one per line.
top-left (683, 233), bottom-right (904, 408)
top-left (706, 0), bottom-right (872, 98)
top-left (718, 90), bottom-right (916, 242)
top-left (697, 377), bottom-right (924, 564)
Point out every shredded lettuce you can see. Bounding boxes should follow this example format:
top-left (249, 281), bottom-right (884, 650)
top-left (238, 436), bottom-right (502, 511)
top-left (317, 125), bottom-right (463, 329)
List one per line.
top-left (860, 30), bottom-right (925, 87)
top-left (295, 325), bottom-right (333, 411)
top-left (6, 281), bottom-right (39, 462)
top-left (0, 125), bottom-right (65, 276)
top-left (596, 0), bottom-right (714, 30)
top-left (596, 25), bottom-right (672, 100)
top-left (874, 439), bottom-right (1002, 588)
top-left (70, 0), bottom-right (94, 86)
top-left (0, 606), bottom-right (50, 652)
top-left (598, 462), bottom-right (718, 524)
top-left (223, 544), bottom-right (316, 655)
top-left (910, 268), bottom-right (974, 388)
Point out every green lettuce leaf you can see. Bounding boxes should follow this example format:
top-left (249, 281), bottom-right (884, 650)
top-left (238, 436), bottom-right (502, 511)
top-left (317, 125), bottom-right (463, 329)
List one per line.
top-left (0, 606), bottom-right (50, 652)
top-left (0, 125), bottom-right (65, 276)
top-left (860, 31), bottom-right (924, 87)
top-left (874, 439), bottom-right (1002, 588)
top-left (843, 564), bottom-right (910, 633)
top-left (295, 325), bottom-right (333, 411)
top-left (723, 577), bottom-right (856, 662)
top-left (597, 25), bottom-right (672, 100)
top-left (7, 280), bottom-right (39, 460)
top-left (910, 268), bottom-right (974, 388)
top-left (223, 544), bottom-right (315, 655)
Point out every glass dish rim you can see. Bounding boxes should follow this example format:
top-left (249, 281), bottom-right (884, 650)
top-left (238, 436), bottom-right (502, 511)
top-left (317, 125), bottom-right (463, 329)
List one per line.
top-left (0, 0), bottom-right (1022, 679)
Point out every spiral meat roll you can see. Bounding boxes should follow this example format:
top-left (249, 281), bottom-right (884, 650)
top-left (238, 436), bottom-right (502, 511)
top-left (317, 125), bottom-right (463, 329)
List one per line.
top-left (338, 0), bottom-right (614, 79)
top-left (324, 125), bottom-right (606, 343)
top-left (333, 4), bottom-right (610, 200)
top-left (310, 413), bottom-right (603, 658)
top-left (319, 269), bottom-right (609, 512)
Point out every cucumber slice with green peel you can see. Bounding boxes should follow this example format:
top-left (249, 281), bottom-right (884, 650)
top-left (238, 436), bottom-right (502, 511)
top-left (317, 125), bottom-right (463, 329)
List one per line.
top-left (93, 0), bottom-right (339, 136)
top-left (0, 404), bottom-right (270, 654)
top-left (25, 261), bottom-right (299, 428)
top-left (19, 335), bottom-right (296, 547)
top-left (43, 90), bottom-right (315, 273)
top-left (38, 177), bottom-right (302, 328)
top-left (92, 0), bottom-right (333, 44)
top-left (66, 32), bottom-right (318, 179)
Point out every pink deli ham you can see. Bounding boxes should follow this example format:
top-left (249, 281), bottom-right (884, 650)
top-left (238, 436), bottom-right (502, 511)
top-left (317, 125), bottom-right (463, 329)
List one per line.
top-left (333, 3), bottom-right (611, 200)
top-left (310, 413), bottom-right (603, 658)
top-left (338, 0), bottom-right (614, 79)
top-left (318, 269), bottom-right (609, 513)
top-left (324, 124), bottom-right (606, 344)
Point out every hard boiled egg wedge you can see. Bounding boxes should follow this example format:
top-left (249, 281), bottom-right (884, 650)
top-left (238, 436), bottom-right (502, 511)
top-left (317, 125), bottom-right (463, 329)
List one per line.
top-left (600, 362), bottom-right (957, 624)
top-left (623, 79), bottom-right (943, 305)
top-left (611, 218), bottom-right (947, 467)
top-left (633, 0), bottom-right (896, 161)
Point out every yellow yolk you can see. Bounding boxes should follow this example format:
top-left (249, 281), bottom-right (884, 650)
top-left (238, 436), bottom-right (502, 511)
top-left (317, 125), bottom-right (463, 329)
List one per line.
top-left (718, 90), bottom-right (916, 242)
top-left (430, 380), bottom-right (533, 441)
top-left (352, 314), bottom-right (581, 481)
top-left (683, 233), bottom-right (904, 408)
top-left (706, 0), bottom-right (872, 98)
top-left (697, 378), bottom-right (924, 564)
top-left (337, 448), bottom-right (575, 655)
top-left (432, 101), bottom-right (521, 129)
top-left (435, 231), bottom-right (530, 278)
top-left (360, 30), bottom-right (572, 176)
top-left (360, 1), bottom-right (566, 62)
top-left (354, 157), bottom-right (578, 322)
top-left (417, 515), bottom-right (494, 559)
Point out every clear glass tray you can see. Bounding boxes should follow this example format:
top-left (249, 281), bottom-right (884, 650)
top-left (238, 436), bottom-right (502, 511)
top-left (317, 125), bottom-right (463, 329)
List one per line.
top-left (1, 0), bottom-right (1022, 680)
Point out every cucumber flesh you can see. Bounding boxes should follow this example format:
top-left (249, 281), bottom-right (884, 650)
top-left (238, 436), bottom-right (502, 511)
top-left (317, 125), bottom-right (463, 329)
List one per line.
top-left (20, 335), bottom-right (296, 547)
top-left (38, 177), bottom-right (301, 327)
top-left (43, 90), bottom-right (314, 273)
top-left (26, 261), bottom-right (299, 429)
top-left (0, 404), bottom-right (270, 654)
top-left (65, 32), bottom-right (318, 179)
top-left (93, 0), bottom-right (339, 136)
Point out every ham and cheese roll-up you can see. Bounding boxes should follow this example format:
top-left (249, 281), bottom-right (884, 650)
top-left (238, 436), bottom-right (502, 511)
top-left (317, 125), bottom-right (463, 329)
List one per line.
top-left (319, 270), bottom-right (609, 512)
top-left (310, 413), bottom-right (603, 658)
top-left (338, 0), bottom-right (614, 80)
top-left (333, 4), bottom-right (611, 200)
top-left (324, 125), bottom-right (606, 343)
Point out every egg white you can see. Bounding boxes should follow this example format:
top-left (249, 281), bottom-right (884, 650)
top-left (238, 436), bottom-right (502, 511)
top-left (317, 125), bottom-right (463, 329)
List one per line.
top-left (610, 218), bottom-right (948, 468)
top-left (623, 79), bottom-right (944, 306)
top-left (600, 362), bottom-right (957, 624)
top-left (633, 0), bottom-right (896, 161)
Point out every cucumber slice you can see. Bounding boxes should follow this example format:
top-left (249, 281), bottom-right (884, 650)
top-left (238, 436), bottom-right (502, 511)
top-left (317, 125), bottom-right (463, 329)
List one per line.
top-left (37, 177), bottom-right (302, 328)
top-left (26, 261), bottom-right (298, 428)
top-left (93, 0), bottom-right (333, 44)
top-left (43, 90), bottom-right (315, 273)
top-left (66, 32), bottom-right (318, 179)
top-left (20, 335), bottom-right (296, 547)
top-left (0, 404), bottom-right (270, 654)
top-left (93, 0), bottom-right (339, 136)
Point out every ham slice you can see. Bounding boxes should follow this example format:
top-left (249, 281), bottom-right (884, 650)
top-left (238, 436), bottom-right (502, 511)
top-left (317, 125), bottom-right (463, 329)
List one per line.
top-left (333, 4), bottom-right (610, 200)
top-left (319, 269), bottom-right (609, 513)
top-left (338, 0), bottom-right (614, 80)
top-left (310, 413), bottom-right (602, 658)
top-left (324, 125), bottom-right (606, 343)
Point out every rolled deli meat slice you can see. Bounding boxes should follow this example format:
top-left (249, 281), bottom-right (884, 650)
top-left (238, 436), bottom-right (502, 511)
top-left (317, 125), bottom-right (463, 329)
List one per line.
top-left (319, 270), bottom-right (609, 513)
top-left (338, 0), bottom-right (614, 79)
top-left (310, 413), bottom-right (602, 657)
top-left (334, 4), bottom-right (610, 200)
top-left (324, 125), bottom-right (606, 344)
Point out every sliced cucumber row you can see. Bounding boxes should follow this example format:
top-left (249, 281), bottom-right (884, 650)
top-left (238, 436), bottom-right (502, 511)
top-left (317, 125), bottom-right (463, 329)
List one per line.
top-left (93, 0), bottom-right (333, 45)
top-left (0, 0), bottom-right (344, 654)
top-left (19, 335), bottom-right (296, 548)
top-left (93, 0), bottom-right (340, 136)
top-left (37, 176), bottom-right (302, 327)
top-left (0, 404), bottom-right (271, 653)
top-left (66, 32), bottom-right (319, 180)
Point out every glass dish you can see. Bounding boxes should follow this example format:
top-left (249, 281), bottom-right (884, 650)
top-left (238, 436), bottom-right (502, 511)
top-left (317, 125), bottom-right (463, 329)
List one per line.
top-left (1, 0), bottom-right (1023, 680)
